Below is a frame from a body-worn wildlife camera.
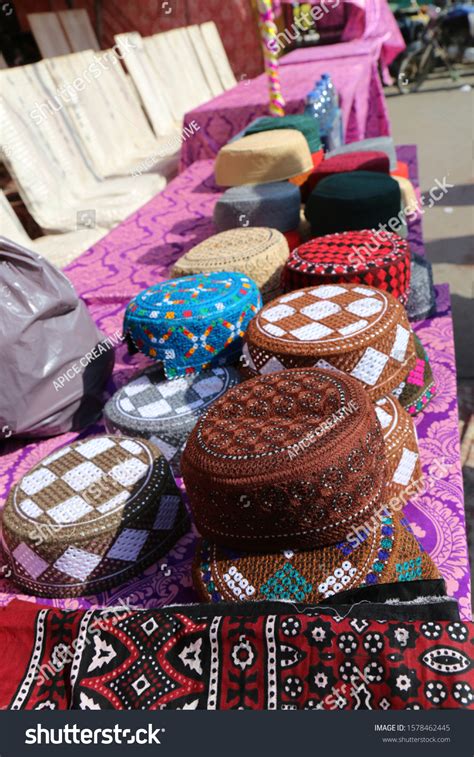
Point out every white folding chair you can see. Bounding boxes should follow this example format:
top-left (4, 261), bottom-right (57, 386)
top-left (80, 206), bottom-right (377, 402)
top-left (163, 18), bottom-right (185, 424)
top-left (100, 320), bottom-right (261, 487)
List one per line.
top-left (44, 49), bottom-right (177, 179)
top-left (27, 12), bottom-right (71, 58)
top-left (200, 21), bottom-right (237, 91)
top-left (0, 190), bottom-right (106, 268)
top-left (114, 32), bottom-right (176, 137)
top-left (165, 27), bottom-right (212, 106)
top-left (58, 9), bottom-right (100, 52)
top-left (0, 67), bottom-right (165, 232)
top-left (186, 25), bottom-right (224, 98)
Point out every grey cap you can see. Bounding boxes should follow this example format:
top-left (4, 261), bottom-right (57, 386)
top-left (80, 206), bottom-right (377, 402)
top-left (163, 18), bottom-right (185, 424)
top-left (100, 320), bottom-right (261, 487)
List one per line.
top-left (406, 253), bottom-right (436, 321)
top-left (104, 364), bottom-right (242, 473)
top-left (213, 181), bottom-right (301, 233)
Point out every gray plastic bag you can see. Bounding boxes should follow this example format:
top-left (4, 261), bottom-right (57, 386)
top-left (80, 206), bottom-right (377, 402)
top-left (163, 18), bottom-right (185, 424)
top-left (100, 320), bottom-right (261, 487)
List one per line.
top-left (0, 236), bottom-right (114, 438)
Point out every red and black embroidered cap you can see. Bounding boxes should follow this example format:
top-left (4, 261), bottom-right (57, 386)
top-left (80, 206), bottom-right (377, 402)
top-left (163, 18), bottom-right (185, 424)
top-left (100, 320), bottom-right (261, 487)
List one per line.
top-left (282, 230), bottom-right (411, 304)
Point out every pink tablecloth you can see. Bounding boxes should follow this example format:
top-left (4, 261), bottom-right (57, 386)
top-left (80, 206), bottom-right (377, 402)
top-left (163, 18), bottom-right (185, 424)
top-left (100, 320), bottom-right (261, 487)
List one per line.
top-left (0, 149), bottom-right (470, 619)
top-left (181, 53), bottom-right (390, 169)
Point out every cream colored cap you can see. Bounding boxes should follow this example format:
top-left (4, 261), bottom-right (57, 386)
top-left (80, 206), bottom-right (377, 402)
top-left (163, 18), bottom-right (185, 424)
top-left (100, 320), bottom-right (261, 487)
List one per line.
top-left (215, 129), bottom-right (314, 187)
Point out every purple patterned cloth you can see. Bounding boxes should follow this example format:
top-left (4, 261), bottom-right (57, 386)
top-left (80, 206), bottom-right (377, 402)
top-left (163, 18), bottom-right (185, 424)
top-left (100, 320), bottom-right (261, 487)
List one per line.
top-left (181, 53), bottom-right (390, 169)
top-left (0, 149), bottom-right (470, 618)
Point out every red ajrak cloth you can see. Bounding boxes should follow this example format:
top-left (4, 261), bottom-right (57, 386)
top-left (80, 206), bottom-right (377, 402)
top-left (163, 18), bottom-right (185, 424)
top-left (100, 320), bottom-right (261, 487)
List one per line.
top-left (282, 230), bottom-right (411, 305)
top-left (1, 600), bottom-right (473, 711)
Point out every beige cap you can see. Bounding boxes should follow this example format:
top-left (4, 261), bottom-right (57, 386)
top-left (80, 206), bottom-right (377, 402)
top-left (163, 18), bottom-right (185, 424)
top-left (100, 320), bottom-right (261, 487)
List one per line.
top-left (393, 175), bottom-right (418, 211)
top-left (215, 129), bottom-right (314, 186)
top-left (171, 227), bottom-right (290, 302)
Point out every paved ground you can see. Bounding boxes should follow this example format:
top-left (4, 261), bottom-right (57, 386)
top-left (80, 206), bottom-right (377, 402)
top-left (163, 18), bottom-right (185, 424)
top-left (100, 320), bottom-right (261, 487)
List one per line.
top-left (386, 69), bottom-right (474, 607)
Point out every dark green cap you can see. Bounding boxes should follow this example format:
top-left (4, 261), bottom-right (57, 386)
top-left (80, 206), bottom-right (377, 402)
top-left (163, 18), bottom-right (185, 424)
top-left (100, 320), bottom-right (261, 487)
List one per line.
top-left (305, 170), bottom-right (402, 236)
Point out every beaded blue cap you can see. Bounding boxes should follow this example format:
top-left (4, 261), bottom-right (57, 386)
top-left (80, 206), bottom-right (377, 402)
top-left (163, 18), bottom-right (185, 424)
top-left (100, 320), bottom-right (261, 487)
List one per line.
top-left (123, 272), bottom-right (262, 379)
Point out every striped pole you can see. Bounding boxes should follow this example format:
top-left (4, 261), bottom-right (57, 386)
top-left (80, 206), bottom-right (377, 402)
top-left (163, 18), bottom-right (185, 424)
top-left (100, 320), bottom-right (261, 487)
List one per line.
top-left (256, 0), bottom-right (286, 117)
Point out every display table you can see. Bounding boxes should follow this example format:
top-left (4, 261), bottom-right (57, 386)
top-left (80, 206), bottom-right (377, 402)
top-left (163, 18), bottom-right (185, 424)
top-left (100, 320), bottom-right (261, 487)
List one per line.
top-left (181, 51), bottom-right (390, 169)
top-left (0, 148), bottom-right (469, 619)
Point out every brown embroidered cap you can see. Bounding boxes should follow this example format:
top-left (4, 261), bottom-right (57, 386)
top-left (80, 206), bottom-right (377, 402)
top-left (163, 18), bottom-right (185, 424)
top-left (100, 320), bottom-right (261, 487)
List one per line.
top-left (242, 283), bottom-right (417, 400)
top-left (171, 227), bottom-right (290, 303)
top-left (375, 395), bottom-right (423, 501)
top-left (1, 435), bottom-right (189, 597)
top-left (194, 512), bottom-right (440, 603)
top-left (181, 367), bottom-right (387, 551)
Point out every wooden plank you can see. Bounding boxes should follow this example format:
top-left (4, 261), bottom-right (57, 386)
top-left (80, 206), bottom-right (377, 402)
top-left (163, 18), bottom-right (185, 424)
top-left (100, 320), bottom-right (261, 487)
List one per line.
top-left (27, 12), bottom-right (71, 59)
top-left (58, 9), bottom-right (100, 53)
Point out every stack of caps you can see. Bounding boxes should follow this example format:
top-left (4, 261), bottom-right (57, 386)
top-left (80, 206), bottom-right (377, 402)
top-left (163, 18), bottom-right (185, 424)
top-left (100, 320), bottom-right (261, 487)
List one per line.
top-left (326, 137), bottom-right (398, 172)
top-left (282, 230), bottom-right (411, 304)
top-left (104, 365), bottom-right (242, 471)
top-left (239, 114), bottom-right (324, 188)
top-left (215, 130), bottom-right (313, 187)
top-left (242, 114), bottom-right (323, 157)
top-left (171, 228), bottom-right (290, 303)
top-left (180, 368), bottom-right (438, 603)
top-left (375, 395), bottom-right (422, 500)
top-left (123, 272), bottom-right (261, 379)
top-left (2, 435), bottom-right (189, 597)
top-left (305, 151), bottom-right (390, 193)
top-left (242, 283), bottom-right (417, 400)
top-left (305, 171), bottom-right (405, 238)
top-left (326, 136), bottom-right (409, 179)
top-left (213, 182), bottom-right (301, 235)
top-left (398, 333), bottom-right (436, 416)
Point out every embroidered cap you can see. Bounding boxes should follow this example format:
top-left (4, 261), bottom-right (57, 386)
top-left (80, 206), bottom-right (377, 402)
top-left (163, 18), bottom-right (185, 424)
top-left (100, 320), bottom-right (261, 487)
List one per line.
top-left (398, 334), bottom-right (436, 416)
top-left (213, 182), bottom-right (301, 234)
top-left (194, 513), bottom-right (440, 603)
top-left (181, 367), bottom-right (387, 551)
top-left (171, 228), bottom-right (290, 303)
top-left (282, 230), bottom-right (411, 304)
top-left (123, 272), bottom-right (261, 379)
top-left (375, 395), bottom-right (423, 500)
top-left (104, 365), bottom-right (241, 471)
top-left (215, 130), bottom-right (314, 187)
top-left (2, 435), bottom-right (189, 597)
top-left (242, 283), bottom-right (417, 400)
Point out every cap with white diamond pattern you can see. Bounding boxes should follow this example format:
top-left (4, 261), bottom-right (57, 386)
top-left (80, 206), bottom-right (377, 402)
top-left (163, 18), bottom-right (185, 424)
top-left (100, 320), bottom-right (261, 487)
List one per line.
top-left (104, 365), bottom-right (241, 472)
top-left (242, 283), bottom-right (417, 400)
top-left (375, 395), bottom-right (423, 501)
top-left (2, 435), bottom-right (189, 597)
